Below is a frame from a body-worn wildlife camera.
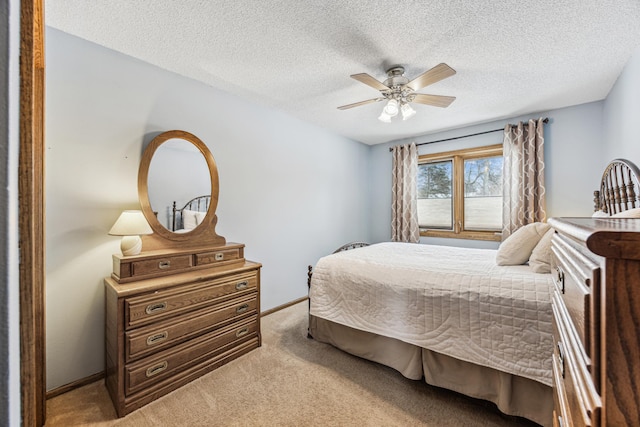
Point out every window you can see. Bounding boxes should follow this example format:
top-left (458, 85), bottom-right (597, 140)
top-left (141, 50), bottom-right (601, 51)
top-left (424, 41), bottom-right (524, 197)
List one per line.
top-left (417, 144), bottom-right (503, 241)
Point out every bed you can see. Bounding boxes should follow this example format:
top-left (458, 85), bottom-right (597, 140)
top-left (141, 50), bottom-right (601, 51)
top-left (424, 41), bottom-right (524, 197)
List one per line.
top-left (171, 195), bottom-right (211, 232)
top-left (307, 158), bottom-right (640, 427)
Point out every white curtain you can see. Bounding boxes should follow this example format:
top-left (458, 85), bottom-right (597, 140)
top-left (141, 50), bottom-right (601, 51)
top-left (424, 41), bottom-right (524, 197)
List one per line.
top-left (391, 143), bottom-right (420, 243)
top-left (502, 118), bottom-right (547, 239)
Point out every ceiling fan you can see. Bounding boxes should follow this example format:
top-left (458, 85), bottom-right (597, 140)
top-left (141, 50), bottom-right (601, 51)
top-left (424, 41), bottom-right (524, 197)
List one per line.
top-left (338, 63), bottom-right (456, 122)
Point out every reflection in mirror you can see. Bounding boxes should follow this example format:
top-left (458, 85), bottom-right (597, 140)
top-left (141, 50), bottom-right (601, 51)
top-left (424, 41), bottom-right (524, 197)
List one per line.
top-left (147, 138), bottom-right (211, 232)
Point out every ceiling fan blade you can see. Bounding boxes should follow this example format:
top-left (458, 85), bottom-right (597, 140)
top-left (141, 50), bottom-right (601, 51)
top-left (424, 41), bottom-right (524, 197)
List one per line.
top-left (337, 98), bottom-right (385, 110)
top-left (350, 73), bottom-right (390, 91)
top-left (407, 63), bottom-right (456, 91)
top-left (411, 94), bottom-right (456, 108)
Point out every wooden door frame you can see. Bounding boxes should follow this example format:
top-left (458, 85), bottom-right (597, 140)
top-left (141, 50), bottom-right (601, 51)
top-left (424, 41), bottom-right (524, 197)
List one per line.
top-left (19, 0), bottom-right (46, 425)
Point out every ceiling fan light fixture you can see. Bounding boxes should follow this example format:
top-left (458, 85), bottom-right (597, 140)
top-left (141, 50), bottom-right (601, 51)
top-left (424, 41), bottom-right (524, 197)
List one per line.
top-left (378, 111), bottom-right (392, 123)
top-left (401, 102), bottom-right (416, 120)
top-left (338, 63), bottom-right (456, 122)
top-left (383, 99), bottom-right (399, 117)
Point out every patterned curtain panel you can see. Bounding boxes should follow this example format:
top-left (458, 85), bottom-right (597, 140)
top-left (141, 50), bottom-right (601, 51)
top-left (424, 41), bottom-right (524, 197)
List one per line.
top-left (391, 143), bottom-right (420, 243)
top-left (502, 118), bottom-right (547, 239)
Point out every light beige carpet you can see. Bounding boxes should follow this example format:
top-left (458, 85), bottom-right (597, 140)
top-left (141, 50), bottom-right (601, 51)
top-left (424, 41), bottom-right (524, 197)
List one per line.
top-left (46, 301), bottom-right (537, 426)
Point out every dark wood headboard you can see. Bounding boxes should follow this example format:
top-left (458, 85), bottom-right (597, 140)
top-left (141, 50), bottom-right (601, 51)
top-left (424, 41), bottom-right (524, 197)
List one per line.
top-left (594, 158), bottom-right (640, 214)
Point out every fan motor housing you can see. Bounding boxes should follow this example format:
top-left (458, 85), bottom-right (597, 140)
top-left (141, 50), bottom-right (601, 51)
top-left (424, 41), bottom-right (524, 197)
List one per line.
top-left (383, 66), bottom-right (409, 87)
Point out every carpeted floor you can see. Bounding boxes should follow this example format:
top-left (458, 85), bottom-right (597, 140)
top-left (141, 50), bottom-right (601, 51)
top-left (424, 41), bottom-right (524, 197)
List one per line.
top-left (45, 301), bottom-right (538, 426)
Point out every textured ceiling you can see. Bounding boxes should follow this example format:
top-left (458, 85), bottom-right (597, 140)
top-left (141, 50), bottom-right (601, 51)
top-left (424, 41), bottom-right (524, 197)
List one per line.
top-left (45, 1), bottom-right (640, 145)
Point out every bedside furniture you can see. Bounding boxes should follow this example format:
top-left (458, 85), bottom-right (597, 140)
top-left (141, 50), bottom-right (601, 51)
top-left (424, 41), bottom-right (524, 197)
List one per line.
top-left (104, 244), bottom-right (261, 417)
top-left (549, 217), bottom-right (640, 427)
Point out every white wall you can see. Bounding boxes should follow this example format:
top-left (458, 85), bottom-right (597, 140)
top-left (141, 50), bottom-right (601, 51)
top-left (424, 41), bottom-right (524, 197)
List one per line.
top-left (369, 102), bottom-right (604, 246)
top-left (45, 28), bottom-right (371, 390)
top-left (603, 46), bottom-right (640, 163)
top-left (1, 0), bottom-right (21, 425)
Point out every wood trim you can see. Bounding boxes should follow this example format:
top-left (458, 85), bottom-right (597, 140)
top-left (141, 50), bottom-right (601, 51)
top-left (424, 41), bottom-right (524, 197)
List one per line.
top-left (19, 0), bottom-right (46, 425)
top-left (421, 229), bottom-right (502, 242)
top-left (453, 155), bottom-right (464, 233)
top-left (261, 296), bottom-right (308, 317)
top-left (45, 372), bottom-right (105, 400)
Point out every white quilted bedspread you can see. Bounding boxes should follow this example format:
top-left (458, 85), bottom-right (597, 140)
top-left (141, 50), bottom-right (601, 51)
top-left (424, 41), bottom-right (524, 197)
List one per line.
top-left (309, 242), bottom-right (554, 386)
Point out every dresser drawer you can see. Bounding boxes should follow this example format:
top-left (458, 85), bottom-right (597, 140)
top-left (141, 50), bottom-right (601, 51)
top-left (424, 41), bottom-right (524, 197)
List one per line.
top-left (195, 248), bottom-right (241, 266)
top-left (125, 271), bottom-right (258, 329)
top-left (125, 295), bottom-right (258, 362)
top-left (553, 359), bottom-right (572, 427)
top-left (552, 296), bottom-right (601, 427)
top-left (551, 234), bottom-right (600, 364)
top-left (552, 305), bottom-right (574, 427)
top-left (125, 317), bottom-right (258, 396)
top-left (111, 243), bottom-right (247, 283)
top-left (132, 255), bottom-right (193, 277)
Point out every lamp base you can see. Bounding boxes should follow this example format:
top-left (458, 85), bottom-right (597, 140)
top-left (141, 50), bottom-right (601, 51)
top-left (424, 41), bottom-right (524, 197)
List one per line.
top-left (120, 235), bottom-right (143, 256)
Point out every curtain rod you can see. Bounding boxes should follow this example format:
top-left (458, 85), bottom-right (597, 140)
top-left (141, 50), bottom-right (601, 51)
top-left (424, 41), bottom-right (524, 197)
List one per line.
top-left (388, 117), bottom-right (549, 151)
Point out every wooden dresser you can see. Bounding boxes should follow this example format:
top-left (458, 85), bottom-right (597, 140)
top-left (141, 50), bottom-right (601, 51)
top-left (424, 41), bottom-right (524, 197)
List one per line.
top-left (104, 243), bottom-right (261, 417)
top-left (549, 217), bottom-right (640, 427)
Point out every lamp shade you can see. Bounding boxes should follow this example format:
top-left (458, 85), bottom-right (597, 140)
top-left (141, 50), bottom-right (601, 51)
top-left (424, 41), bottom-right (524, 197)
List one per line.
top-left (383, 99), bottom-right (399, 117)
top-left (378, 111), bottom-right (392, 123)
top-left (109, 210), bottom-right (153, 236)
top-left (401, 102), bottom-right (416, 120)
top-left (109, 210), bottom-right (153, 256)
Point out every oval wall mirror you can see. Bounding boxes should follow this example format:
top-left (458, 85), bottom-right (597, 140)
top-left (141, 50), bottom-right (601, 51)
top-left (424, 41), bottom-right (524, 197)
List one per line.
top-left (138, 130), bottom-right (225, 246)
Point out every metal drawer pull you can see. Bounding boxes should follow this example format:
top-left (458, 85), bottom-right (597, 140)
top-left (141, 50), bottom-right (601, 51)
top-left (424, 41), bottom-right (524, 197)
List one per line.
top-left (145, 361), bottom-right (168, 378)
top-left (215, 253), bottom-right (224, 261)
top-left (235, 327), bottom-right (249, 338)
top-left (236, 304), bottom-right (250, 314)
top-left (235, 281), bottom-right (248, 290)
top-left (146, 331), bottom-right (168, 346)
top-left (557, 341), bottom-right (565, 378)
top-left (158, 260), bottom-right (171, 269)
top-left (145, 302), bottom-right (167, 315)
top-left (555, 266), bottom-right (565, 294)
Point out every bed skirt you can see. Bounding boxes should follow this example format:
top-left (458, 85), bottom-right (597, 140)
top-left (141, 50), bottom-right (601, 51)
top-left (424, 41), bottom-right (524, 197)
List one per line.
top-left (309, 315), bottom-right (552, 427)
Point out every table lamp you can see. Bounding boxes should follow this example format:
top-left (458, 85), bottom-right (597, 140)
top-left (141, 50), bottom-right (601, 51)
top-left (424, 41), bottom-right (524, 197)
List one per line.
top-left (109, 210), bottom-right (153, 256)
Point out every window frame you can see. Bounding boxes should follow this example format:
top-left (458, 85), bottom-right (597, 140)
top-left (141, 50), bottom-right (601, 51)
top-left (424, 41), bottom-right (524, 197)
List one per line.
top-left (418, 144), bottom-right (503, 242)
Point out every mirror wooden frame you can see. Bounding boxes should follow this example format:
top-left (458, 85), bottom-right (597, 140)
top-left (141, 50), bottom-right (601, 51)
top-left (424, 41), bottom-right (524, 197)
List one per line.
top-left (138, 130), bottom-right (226, 250)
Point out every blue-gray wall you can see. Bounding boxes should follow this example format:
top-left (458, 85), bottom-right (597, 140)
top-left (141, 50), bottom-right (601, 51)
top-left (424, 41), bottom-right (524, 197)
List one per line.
top-left (603, 46), bottom-right (640, 163)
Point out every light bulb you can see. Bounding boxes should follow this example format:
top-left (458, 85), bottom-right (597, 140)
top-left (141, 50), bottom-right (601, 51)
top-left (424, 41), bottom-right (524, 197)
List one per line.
top-left (401, 103), bottom-right (416, 120)
top-left (383, 99), bottom-right (399, 117)
top-left (378, 111), bottom-right (391, 123)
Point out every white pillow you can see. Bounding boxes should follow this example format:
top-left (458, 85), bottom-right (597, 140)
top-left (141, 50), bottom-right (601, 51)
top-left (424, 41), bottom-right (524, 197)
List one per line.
top-left (496, 222), bottom-right (551, 266)
top-left (592, 210), bottom-right (610, 218)
top-left (529, 229), bottom-right (554, 273)
top-left (182, 209), bottom-right (199, 230)
top-left (611, 207), bottom-right (640, 218)
top-left (194, 211), bottom-right (206, 225)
